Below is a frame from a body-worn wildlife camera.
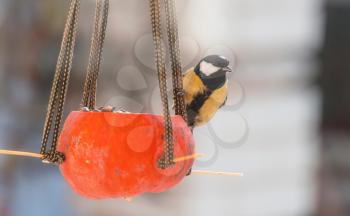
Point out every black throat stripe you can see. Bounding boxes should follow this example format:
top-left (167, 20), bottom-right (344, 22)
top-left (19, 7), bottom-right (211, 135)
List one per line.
top-left (201, 75), bottom-right (226, 90)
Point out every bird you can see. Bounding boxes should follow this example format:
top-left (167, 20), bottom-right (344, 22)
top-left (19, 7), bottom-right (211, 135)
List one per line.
top-left (182, 55), bottom-right (232, 128)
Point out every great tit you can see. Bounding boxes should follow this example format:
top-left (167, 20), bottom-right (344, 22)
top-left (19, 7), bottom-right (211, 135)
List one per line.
top-left (183, 55), bottom-right (232, 128)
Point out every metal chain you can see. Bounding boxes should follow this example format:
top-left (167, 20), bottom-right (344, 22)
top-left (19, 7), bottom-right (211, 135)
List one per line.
top-left (164, 0), bottom-right (192, 175)
top-left (89, 0), bottom-right (109, 108)
top-left (149, 0), bottom-right (175, 169)
top-left (49, 1), bottom-right (80, 162)
top-left (81, 0), bottom-right (109, 109)
top-left (40, 0), bottom-right (80, 164)
top-left (163, 0), bottom-right (187, 122)
top-left (81, 0), bottom-right (102, 109)
top-left (41, 0), bottom-right (77, 154)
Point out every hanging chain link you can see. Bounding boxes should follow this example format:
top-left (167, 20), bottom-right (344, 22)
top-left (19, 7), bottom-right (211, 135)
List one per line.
top-left (164, 0), bottom-right (187, 122)
top-left (81, 0), bottom-right (109, 109)
top-left (40, 0), bottom-right (80, 164)
top-left (149, 0), bottom-right (175, 169)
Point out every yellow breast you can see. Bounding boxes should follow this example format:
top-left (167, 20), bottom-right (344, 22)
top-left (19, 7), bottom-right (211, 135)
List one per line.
top-left (195, 82), bottom-right (228, 126)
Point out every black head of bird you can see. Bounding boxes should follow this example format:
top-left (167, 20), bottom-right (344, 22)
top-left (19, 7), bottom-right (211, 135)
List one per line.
top-left (194, 55), bottom-right (232, 90)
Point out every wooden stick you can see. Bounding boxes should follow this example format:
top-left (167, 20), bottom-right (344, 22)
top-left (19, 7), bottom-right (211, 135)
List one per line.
top-left (192, 170), bottom-right (243, 177)
top-left (174, 153), bottom-right (205, 162)
top-left (0, 150), bottom-right (243, 177)
top-left (0, 150), bottom-right (42, 158)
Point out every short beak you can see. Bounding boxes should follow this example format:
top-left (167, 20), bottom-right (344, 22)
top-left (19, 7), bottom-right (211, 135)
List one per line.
top-left (223, 66), bottom-right (232, 73)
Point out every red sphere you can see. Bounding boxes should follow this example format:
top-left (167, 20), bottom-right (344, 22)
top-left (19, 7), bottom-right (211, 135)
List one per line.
top-left (57, 111), bottom-right (195, 199)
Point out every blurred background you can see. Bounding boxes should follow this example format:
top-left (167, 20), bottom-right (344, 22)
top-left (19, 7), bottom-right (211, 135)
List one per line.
top-left (0, 0), bottom-right (348, 215)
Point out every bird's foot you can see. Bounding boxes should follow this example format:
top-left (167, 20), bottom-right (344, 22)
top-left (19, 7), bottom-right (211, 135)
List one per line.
top-left (175, 88), bottom-right (185, 97)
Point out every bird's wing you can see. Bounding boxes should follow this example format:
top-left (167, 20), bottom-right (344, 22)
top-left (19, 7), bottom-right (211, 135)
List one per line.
top-left (186, 90), bottom-right (212, 127)
top-left (193, 82), bottom-right (228, 126)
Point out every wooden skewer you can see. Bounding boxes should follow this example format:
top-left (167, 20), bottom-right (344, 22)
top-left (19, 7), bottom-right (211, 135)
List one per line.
top-left (174, 154), bottom-right (244, 177)
top-left (191, 170), bottom-right (243, 177)
top-left (0, 150), bottom-right (243, 177)
top-left (174, 153), bottom-right (205, 162)
top-left (0, 149), bottom-right (42, 158)
top-left (0, 150), bottom-right (206, 162)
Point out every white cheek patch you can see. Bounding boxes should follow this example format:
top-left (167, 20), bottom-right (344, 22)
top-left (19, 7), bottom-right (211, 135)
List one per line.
top-left (200, 61), bottom-right (220, 76)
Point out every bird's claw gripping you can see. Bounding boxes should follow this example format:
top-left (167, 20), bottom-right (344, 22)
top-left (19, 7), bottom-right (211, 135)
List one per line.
top-left (175, 88), bottom-right (185, 97)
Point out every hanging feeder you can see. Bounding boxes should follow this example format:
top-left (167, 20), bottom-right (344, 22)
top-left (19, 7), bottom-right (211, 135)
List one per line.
top-left (38, 0), bottom-right (195, 198)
